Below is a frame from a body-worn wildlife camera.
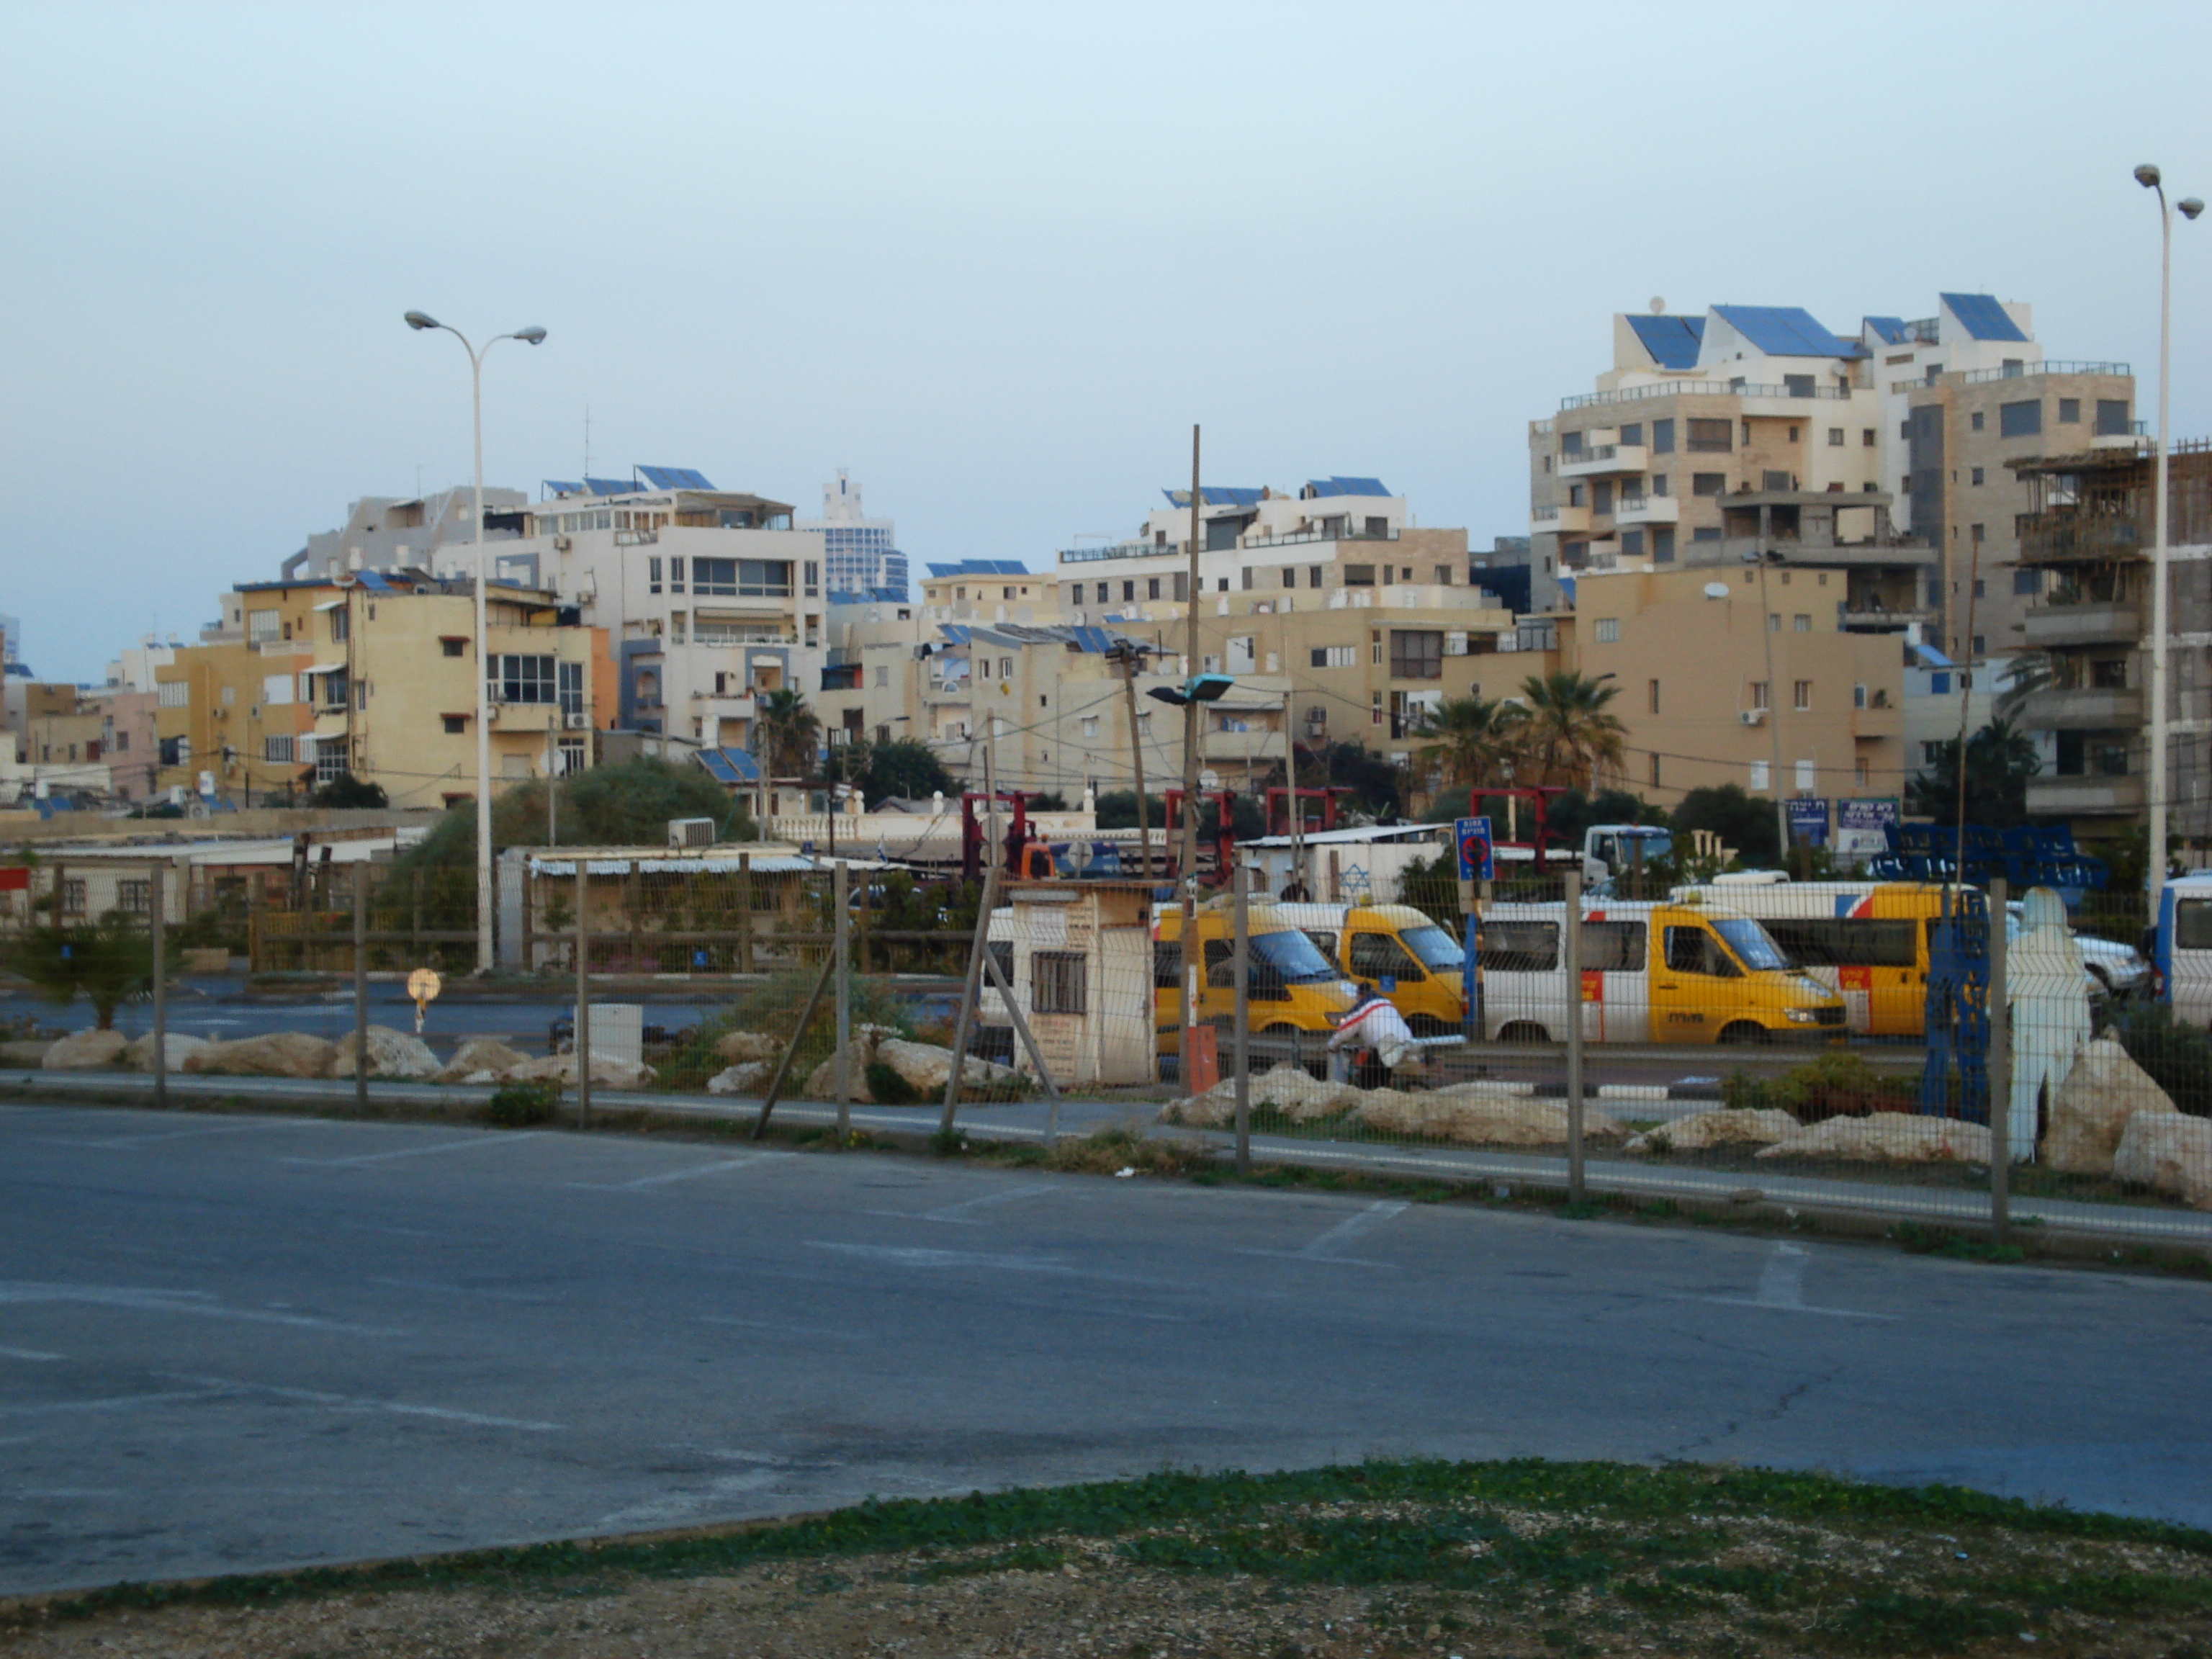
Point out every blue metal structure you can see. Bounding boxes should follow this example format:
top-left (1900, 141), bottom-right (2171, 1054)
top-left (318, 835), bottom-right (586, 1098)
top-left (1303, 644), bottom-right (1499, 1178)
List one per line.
top-left (1920, 888), bottom-right (1990, 1120)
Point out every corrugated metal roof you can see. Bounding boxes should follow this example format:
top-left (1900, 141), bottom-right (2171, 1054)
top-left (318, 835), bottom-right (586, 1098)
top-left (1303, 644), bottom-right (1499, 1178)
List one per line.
top-left (1627, 313), bottom-right (1706, 369)
top-left (1940, 292), bottom-right (2030, 343)
top-left (1712, 305), bottom-right (1856, 359)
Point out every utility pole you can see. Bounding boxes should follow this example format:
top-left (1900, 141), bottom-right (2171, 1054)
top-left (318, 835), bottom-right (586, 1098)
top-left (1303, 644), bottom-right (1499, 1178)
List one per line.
top-left (1118, 644), bottom-right (1151, 879)
top-left (1179, 426), bottom-right (1204, 1073)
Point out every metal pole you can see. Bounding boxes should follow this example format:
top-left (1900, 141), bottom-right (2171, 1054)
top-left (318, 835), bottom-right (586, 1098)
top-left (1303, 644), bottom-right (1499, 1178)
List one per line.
top-left (752, 948), bottom-right (837, 1140)
top-left (352, 863), bottom-right (368, 1113)
top-left (938, 739), bottom-right (1002, 1137)
top-left (148, 863), bottom-right (166, 1110)
top-left (1232, 863), bottom-right (1250, 1174)
top-left (1179, 425), bottom-right (1203, 1074)
top-left (1121, 648), bottom-right (1151, 881)
top-left (469, 343), bottom-right (493, 976)
top-left (2150, 184), bottom-right (2175, 913)
top-left (1987, 878), bottom-right (2010, 1246)
top-left (833, 858), bottom-right (851, 1138)
top-left (1755, 552), bottom-right (1789, 865)
top-left (574, 860), bottom-right (590, 1128)
top-left (1564, 868), bottom-right (1585, 1205)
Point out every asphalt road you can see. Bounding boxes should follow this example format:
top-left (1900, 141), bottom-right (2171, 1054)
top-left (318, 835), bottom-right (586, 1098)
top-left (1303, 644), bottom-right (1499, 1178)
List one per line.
top-left (5, 1097), bottom-right (2210, 1598)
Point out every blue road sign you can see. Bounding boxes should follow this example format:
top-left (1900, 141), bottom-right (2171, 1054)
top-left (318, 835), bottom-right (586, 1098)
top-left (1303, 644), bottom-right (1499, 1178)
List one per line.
top-left (1455, 816), bottom-right (1495, 881)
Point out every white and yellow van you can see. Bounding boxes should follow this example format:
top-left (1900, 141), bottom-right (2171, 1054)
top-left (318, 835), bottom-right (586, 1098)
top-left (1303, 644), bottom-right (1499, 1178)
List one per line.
top-left (1477, 895), bottom-right (1844, 1044)
top-left (1272, 902), bottom-right (1469, 1035)
top-left (1154, 898), bottom-right (1359, 1063)
top-left (1673, 879), bottom-right (1943, 1038)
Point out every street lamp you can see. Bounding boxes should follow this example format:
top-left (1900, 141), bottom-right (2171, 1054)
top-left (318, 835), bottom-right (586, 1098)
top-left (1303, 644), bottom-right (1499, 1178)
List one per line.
top-left (2134, 167), bottom-right (2203, 912)
top-left (403, 310), bottom-right (547, 974)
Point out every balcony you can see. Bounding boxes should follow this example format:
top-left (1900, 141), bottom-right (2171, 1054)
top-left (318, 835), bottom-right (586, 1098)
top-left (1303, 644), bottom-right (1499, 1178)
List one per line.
top-left (1611, 494), bottom-right (1680, 526)
top-left (1531, 503), bottom-right (1591, 534)
top-left (490, 701), bottom-right (559, 732)
top-left (1840, 602), bottom-right (1936, 631)
top-left (694, 691), bottom-right (757, 721)
top-left (2027, 773), bottom-right (2144, 817)
top-left (1558, 444), bottom-right (1648, 480)
top-left (2016, 686), bottom-right (2141, 730)
top-left (2023, 601), bottom-right (2142, 649)
top-left (1851, 698), bottom-right (1902, 739)
top-left (2018, 513), bottom-right (2146, 566)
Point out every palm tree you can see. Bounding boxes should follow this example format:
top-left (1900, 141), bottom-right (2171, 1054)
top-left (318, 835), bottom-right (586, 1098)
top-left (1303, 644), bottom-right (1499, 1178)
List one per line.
top-left (1512, 670), bottom-right (1627, 790)
top-left (755, 688), bottom-right (820, 780)
top-left (1413, 694), bottom-right (1524, 797)
top-left (4, 911), bottom-right (176, 1030)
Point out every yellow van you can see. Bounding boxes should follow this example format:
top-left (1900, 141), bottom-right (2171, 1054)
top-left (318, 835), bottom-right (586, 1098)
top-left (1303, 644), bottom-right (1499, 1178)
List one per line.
top-left (1674, 879), bottom-right (1946, 1038)
top-left (1273, 902), bottom-right (1469, 1035)
top-left (1154, 898), bottom-right (1359, 1063)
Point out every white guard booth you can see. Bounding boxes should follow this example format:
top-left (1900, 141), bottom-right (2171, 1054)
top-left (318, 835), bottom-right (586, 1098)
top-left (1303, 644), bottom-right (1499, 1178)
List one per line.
top-left (1004, 881), bottom-right (1154, 1087)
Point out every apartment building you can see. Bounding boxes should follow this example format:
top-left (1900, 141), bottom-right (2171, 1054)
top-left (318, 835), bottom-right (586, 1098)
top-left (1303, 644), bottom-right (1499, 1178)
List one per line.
top-left (796, 471), bottom-right (907, 601)
top-left (2008, 440), bottom-right (2212, 840)
top-left (155, 575), bottom-right (606, 809)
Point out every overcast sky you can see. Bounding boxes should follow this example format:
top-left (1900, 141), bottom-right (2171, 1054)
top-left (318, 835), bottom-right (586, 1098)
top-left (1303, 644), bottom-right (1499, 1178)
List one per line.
top-left (4, 0), bottom-right (2208, 681)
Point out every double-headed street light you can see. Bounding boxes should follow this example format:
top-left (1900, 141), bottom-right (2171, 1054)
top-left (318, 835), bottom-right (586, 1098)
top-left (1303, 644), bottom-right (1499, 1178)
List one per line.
top-left (403, 311), bottom-right (547, 974)
top-left (2133, 168), bottom-right (2201, 913)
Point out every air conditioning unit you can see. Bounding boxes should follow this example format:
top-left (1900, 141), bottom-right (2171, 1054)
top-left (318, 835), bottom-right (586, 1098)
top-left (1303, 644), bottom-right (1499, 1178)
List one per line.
top-left (1740, 709), bottom-right (1768, 726)
top-left (667, 817), bottom-right (716, 848)
top-left (565, 712), bottom-right (589, 730)
top-left (552, 535), bottom-right (572, 551)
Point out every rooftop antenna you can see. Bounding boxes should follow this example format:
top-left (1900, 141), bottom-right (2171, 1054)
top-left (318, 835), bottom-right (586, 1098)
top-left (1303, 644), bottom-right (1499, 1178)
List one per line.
top-left (583, 404), bottom-right (591, 481)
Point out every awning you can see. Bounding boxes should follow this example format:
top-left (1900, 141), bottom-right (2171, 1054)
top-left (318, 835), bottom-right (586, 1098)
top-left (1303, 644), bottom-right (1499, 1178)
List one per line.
top-left (312, 598), bottom-right (347, 612)
top-left (302, 661), bottom-right (345, 675)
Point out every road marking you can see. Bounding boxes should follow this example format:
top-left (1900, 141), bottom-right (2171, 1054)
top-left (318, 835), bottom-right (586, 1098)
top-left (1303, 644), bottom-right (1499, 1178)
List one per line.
top-left (569, 1151), bottom-right (791, 1191)
top-left (284, 1131), bottom-right (545, 1168)
top-left (809, 1242), bottom-right (1074, 1275)
top-left (0, 1345), bottom-right (63, 1362)
top-left (161, 1372), bottom-right (562, 1431)
top-left (368, 1277), bottom-right (553, 1305)
top-left (0, 1389), bottom-right (222, 1418)
top-left (1300, 1199), bottom-right (1409, 1259)
top-left (0, 1282), bottom-right (405, 1336)
top-left (918, 1182), bottom-right (1060, 1223)
top-left (32, 1118), bottom-right (343, 1150)
top-left (1668, 1244), bottom-right (1898, 1321)
top-left (700, 1315), bottom-right (866, 1341)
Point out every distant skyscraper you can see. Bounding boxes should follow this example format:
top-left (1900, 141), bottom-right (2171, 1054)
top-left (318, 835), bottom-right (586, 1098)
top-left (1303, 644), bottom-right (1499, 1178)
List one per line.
top-left (799, 471), bottom-right (907, 601)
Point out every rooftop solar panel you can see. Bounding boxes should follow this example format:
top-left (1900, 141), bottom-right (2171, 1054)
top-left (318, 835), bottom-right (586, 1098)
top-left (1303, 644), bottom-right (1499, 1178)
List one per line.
top-left (1863, 316), bottom-right (1909, 346)
top-left (1069, 626), bottom-right (1111, 654)
top-left (1626, 313), bottom-right (1705, 370)
top-left (1939, 293), bottom-right (2029, 343)
top-left (584, 477), bottom-right (637, 496)
top-left (542, 480), bottom-right (585, 496)
top-left (1713, 305), bottom-right (1853, 359)
top-left (356, 570), bottom-right (395, 593)
top-left (1330, 476), bottom-right (1390, 496)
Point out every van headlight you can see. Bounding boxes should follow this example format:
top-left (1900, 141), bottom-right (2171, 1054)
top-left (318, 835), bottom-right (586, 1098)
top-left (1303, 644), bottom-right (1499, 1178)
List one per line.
top-left (1784, 1007), bottom-right (1820, 1024)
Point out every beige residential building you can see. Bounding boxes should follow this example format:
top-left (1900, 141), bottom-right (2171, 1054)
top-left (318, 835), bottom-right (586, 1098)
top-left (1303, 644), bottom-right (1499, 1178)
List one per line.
top-left (155, 576), bottom-right (608, 809)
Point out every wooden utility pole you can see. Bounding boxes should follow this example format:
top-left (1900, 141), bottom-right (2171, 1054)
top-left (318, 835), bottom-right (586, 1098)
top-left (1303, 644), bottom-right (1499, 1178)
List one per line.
top-left (1118, 644), bottom-right (1151, 878)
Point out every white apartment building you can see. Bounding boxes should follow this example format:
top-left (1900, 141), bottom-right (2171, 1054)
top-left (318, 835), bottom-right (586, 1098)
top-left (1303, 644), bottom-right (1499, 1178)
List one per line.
top-left (796, 470), bottom-right (907, 601)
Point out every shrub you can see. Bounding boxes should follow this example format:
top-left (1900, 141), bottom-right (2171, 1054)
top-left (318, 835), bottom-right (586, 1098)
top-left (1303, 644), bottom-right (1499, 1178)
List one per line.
top-left (865, 1061), bottom-right (922, 1105)
top-left (2112, 1001), bottom-right (2212, 1118)
top-left (485, 1080), bottom-right (558, 1127)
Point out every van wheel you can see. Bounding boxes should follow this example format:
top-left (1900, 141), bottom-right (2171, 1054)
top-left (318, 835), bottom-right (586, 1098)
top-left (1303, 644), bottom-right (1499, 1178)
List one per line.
top-left (1718, 1021), bottom-right (1771, 1046)
top-left (1408, 1014), bottom-right (1452, 1038)
top-left (1498, 1020), bottom-right (1550, 1045)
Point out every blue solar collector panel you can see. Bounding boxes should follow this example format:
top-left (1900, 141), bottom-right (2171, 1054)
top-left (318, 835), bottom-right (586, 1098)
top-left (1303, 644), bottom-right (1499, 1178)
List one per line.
top-left (542, 480), bottom-right (585, 495)
top-left (583, 477), bottom-right (637, 496)
top-left (1939, 293), bottom-right (2029, 343)
top-left (1626, 314), bottom-right (1705, 370)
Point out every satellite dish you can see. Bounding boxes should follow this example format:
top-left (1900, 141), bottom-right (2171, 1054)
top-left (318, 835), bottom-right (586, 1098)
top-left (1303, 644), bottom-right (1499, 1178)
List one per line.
top-left (1703, 582), bottom-right (1730, 600)
top-left (1199, 769), bottom-right (1220, 791)
top-left (1650, 297), bottom-right (1667, 315)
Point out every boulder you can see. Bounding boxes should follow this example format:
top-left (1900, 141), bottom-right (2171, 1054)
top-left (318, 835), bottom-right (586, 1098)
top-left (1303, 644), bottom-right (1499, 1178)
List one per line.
top-left (184, 1031), bottom-right (339, 1079)
top-left (803, 1038), bottom-right (878, 1104)
top-left (331, 1025), bottom-right (442, 1081)
top-left (1360, 1091), bottom-right (1624, 1145)
top-left (1, 1038), bottom-right (56, 1067)
top-left (2044, 1037), bottom-right (2180, 1177)
top-left (122, 1033), bottom-right (214, 1072)
top-left (1755, 1112), bottom-right (1992, 1165)
top-left (873, 1038), bottom-right (1017, 1095)
top-left (42, 1028), bottom-right (129, 1069)
top-left (2113, 1111), bottom-right (2212, 1210)
top-left (706, 1059), bottom-right (771, 1097)
top-left (714, 1029), bottom-right (782, 1063)
top-left (500, 1052), bottom-right (657, 1091)
top-left (433, 1038), bottom-right (532, 1084)
top-left (1627, 1107), bottom-right (1801, 1155)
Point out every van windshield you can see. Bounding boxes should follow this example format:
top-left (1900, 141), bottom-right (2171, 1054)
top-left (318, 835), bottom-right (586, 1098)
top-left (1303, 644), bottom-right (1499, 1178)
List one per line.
top-left (1401, 924), bottom-right (1465, 971)
top-left (1712, 917), bottom-right (1791, 973)
top-left (1251, 927), bottom-right (1341, 984)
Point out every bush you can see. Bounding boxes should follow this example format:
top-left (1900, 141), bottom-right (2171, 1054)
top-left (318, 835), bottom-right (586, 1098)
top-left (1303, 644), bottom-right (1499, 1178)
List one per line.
top-left (1723, 1051), bottom-right (1914, 1122)
top-left (485, 1080), bottom-right (558, 1127)
top-left (2112, 1001), bottom-right (2212, 1118)
top-left (653, 970), bottom-right (920, 1093)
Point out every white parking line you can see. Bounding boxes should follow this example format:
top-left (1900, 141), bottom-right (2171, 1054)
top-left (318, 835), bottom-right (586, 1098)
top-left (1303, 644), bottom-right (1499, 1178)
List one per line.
top-left (0, 1282), bottom-right (406, 1336)
top-left (284, 1131), bottom-right (545, 1168)
top-left (1669, 1241), bottom-right (1898, 1321)
top-left (919, 1182), bottom-right (1060, 1223)
top-left (35, 1119), bottom-right (338, 1150)
top-left (700, 1315), bottom-right (866, 1341)
top-left (0, 1345), bottom-right (63, 1362)
top-left (1299, 1198), bottom-right (1410, 1259)
top-left (161, 1372), bottom-right (562, 1431)
top-left (569, 1152), bottom-right (791, 1192)
top-left (0, 1389), bottom-right (222, 1417)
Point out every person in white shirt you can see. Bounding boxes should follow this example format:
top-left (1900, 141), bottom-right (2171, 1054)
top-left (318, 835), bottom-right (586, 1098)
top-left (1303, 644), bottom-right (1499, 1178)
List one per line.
top-left (1326, 989), bottom-right (1421, 1087)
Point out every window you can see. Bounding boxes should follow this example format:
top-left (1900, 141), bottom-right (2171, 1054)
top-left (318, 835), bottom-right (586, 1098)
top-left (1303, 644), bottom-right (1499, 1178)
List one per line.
top-left (2059, 397), bottom-right (2081, 423)
top-left (1749, 760), bottom-right (1770, 791)
top-left (2095, 400), bottom-right (2132, 436)
top-left (1647, 679), bottom-right (1660, 715)
top-left (328, 606), bottom-right (349, 642)
top-left (1343, 564), bottom-right (1375, 586)
top-left (1652, 418), bottom-right (1676, 454)
top-left (2014, 569), bottom-right (2041, 596)
top-left (158, 680), bottom-right (189, 708)
top-left (1621, 530), bottom-right (1643, 557)
top-left (1560, 430), bottom-right (1584, 456)
top-left (1750, 680), bottom-right (1770, 709)
top-left (1094, 582), bottom-right (1108, 603)
top-left (1793, 613), bottom-right (1810, 631)
top-left (264, 734), bottom-right (294, 763)
top-left (1434, 565), bottom-right (1454, 585)
top-left (1308, 565), bottom-right (1323, 588)
top-left (1619, 423), bottom-right (1642, 446)
top-left (1390, 630), bottom-right (1442, 679)
top-left (1971, 411), bottom-right (1985, 431)
top-left (1863, 428), bottom-right (1876, 447)
top-left (58, 878), bottom-right (86, 917)
top-left (804, 561), bottom-right (819, 597)
top-left (667, 557), bottom-right (685, 593)
top-left (1653, 528), bottom-right (1675, 562)
top-left (1478, 920), bottom-right (1557, 973)
top-left (1649, 753), bottom-right (1662, 788)
top-left (1972, 577), bottom-right (1986, 599)
top-left (1122, 581), bottom-right (1135, 602)
top-left (1219, 577), bottom-right (1231, 593)
top-left (1079, 716), bottom-right (1099, 739)
top-left (1650, 473), bottom-right (1668, 496)
top-left (315, 739), bottom-right (348, 785)
top-left (1147, 577), bottom-right (1161, 600)
top-left (2000, 400), bottom-right (2042, 438)
top-left (1971, 523), bottom-right (1985, 549)
top-left (1593, 618), bottom-right (1619, 643)
top-left (318, 669), bottom-right (347, 709)
top-left (442, 714), bottom-right (466, 734)
top-left (1853, 683), bottom-right (1867, 709)
top-left (1784, 375), bottom-right (1815, 399)
top-left (488, 654), bottom-right (556, 703)
top-left (1970, 466), bottom-right (1984, 487)
top-left (1665, 926), bottom-right (1739, 978)
top-left (558, 660), bottom-right (583, 716)
top-left (1568, 484), bottom-right (1585, 507)
top-left (1855, 758), bottom-right (1871, 787)
top-left (1795, 760), bottom-right (1815, 792)
top-left (247, 609), bottom-right (280, 645)
top-left (1687, 418), bottom-right (1731, 452)
top-left (1310, 644), bottom-right (1354, 669)
top-left (1793, 680), bottom-right (1812, 711)
top-left (2091, 657), bottom-right (2128, 689)
top-left (1692, 472), bottom-right (1726, 496)
top-left (1031, 951), bottom-right (1087, 1015)
top-left (1691, 527), bottom-right (1722, 543)
top-left (1280, 566), bottom-right (1298, 588)
top-left (1827, 427), bottom-right (1845, 446)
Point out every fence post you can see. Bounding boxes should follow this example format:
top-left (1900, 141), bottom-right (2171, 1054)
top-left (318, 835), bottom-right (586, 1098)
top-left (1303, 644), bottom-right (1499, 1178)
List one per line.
top-left (149, 863), bottom-right (167, 1110)
top-left (626, 863), bottom-right (642, 972)
top-left (1564, 868), bottom-right (1585, 1206)
top-left (247, 870), bottom-right (262, 975)
top-left (1987, 877), bottom-right (2010, 1246)
top-left (410, 870), bottom-right (424, 963)
top-left (1233, 863), bottom-right (1251, 1174)
top-left (737, 853), bottom-right (754, 974)
top-left (352, 863), bottom-right (369, 1113)
top-left (574, 860), bottom-right (591, 1129)
top-left (834, 860), bottom-right (851, 1138)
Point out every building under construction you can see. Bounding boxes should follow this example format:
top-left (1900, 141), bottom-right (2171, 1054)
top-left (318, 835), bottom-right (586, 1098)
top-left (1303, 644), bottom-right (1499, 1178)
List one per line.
top-left (2011, 437), bottom-right (2212, 844)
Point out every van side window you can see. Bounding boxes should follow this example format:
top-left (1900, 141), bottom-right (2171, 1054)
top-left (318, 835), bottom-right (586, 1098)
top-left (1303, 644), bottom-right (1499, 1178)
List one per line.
top-left (1665, 925), bottom-right (1739, 977)
top-left (1303, 930), bottom-right (1339, 960)
top-left (1349, 932), bottom-right (1422, 981)
top-left (1478, 921), bottom-right (1557, 972)
top-left (2175, 899), bottom-right (2212, 950)
top-left (1204, 938), bottom-right (1236, 987)
top-left (1579, 921), bottom-right (1646, 971)
top-left (1764, 918), bottom-right (1917, 968)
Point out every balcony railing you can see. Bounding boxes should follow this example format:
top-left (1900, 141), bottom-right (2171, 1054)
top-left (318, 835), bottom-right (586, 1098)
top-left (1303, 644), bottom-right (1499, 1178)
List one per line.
top-left (1955, 359), bottom-right (2131, 385)
top-left (2017, 516), bottom-right (2147, 565)
top-left (1241, 526), bottom-right (1398, 549)
top-left (1560, 379), bottom-right (1853, 411)
top-left (1059, 540), bottom-right (1173, 565)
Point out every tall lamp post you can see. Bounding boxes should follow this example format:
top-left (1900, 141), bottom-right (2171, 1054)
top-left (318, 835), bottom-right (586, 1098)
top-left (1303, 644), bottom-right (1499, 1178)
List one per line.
top-left (403, 311), bottom-right (547, 974)
top-left (2135, 168), bottom-right (2201, 912)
